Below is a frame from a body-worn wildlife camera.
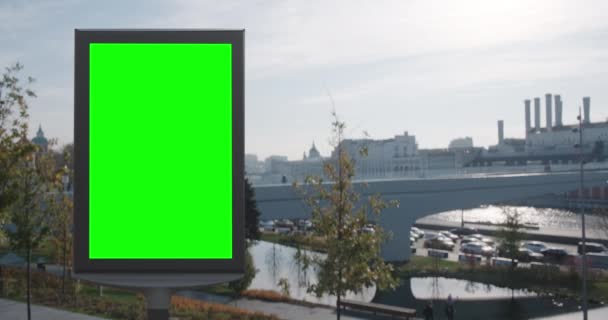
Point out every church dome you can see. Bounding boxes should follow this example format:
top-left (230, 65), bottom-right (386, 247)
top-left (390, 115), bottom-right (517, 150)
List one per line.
top-left (31, 125), bottom-right (48, 147)
top-left (308, 141), bottom-right (321, 159)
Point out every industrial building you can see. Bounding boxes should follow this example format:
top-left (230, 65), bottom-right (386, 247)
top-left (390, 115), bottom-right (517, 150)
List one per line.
top-left (478, 95), bottom-right (608, 166)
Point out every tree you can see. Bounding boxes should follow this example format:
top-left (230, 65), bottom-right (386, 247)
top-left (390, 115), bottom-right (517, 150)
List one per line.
top-left (245, 177), bottom-right (261, 241)
top-left (6, 145), bottom-right (59, 320)
top-left (497, 207), bottom-right (525, 262)
top-left (47, 146), bottom-right (74, 300)
top-left (228, 250), bottom-right (256, 295)
top-left (0, 63), bottom-right (36, 220)
top-left (497, 207), bottom-right (526, 301)
top-left (227, 177), bottom-right (260, 294)
top-left (294, 112), bottom-right (398, 320)
top-left (0, 63), bottom-right (38, 320)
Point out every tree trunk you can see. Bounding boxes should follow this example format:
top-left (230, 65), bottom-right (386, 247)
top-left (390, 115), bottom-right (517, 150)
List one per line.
top-left (336, 135), bottom-right (343, 320)
top-left (27, 246), bottom-right (31, 320)
top-left (336, 289), bottom-right (341, 320)
top-left (62, 227), bottom-right (67, 299)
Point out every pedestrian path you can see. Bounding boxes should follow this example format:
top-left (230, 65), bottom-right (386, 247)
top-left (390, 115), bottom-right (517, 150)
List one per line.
top-left (0, 298), bottom-right (105, 320)
top-left (232, 298), bottom-right (421, 320)
top-left (177, 290), bottom-right (421, 320)
top-left (532, 305), bottom-right (608, 320)
top-left (0, 293), bottom-right (421, 320)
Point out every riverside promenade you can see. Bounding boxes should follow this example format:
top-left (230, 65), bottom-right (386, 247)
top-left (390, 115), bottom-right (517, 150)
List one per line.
top-left (0, 298), bottom-right (104, 320)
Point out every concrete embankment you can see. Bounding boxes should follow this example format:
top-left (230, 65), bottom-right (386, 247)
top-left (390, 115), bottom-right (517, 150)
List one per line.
top-left (415, 218), bottom-right (608, 246)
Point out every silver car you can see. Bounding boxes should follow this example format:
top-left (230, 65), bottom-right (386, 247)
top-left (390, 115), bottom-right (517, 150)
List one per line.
top-left (461, 242), bottom-right (495, 257)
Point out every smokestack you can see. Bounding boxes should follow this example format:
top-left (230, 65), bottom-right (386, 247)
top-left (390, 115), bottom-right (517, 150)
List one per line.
top-left (554, 95), bottom-right (563, 126)
top-left (534, 97), bottom-right (541, 131)
top-left (545, 93), bottom-right (552, 131)
top-left (583, 97), bottom-right (590, 124)
top-left (525, 99), bottom-right (531, 136)
top-left (498, 120), bottom-right (504, 145)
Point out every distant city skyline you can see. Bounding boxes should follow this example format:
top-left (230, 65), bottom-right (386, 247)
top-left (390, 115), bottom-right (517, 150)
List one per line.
top-left (3, 0), bottom-right (608, 160)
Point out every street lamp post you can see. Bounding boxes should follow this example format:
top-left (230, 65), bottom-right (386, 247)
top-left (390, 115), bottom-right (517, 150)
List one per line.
top-left (574, 107), bottom-right (588, 320)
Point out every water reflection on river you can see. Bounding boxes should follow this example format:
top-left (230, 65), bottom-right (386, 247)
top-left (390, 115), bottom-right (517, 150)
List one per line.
top-left (249, 241), bottom-right (589, 319)
top-left (424, 205), bottom-right (605, 231)
top-left (248, 240), bottom-right (376, 305)
top-left (410, 277), bottom-right (536, 300)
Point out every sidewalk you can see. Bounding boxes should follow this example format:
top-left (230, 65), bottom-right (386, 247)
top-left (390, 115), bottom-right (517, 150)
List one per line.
top-left (232, 298), bottom-right (420, 320)
top-left (0, 298), bottom-right (105, 320)
top-left (1, 292), bottom-right (420, 320)
top-left (178, 290), bottom-right (420, 320)
top-left (533, 305), bottom-right (608, 320)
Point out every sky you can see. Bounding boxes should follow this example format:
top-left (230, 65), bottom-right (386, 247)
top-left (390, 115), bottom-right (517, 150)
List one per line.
top-left (2, 0), bottom-right (608, 160)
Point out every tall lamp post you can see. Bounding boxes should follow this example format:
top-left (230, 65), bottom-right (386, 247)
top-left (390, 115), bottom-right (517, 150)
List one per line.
top-left (573, 106), bottom-right (588, 320)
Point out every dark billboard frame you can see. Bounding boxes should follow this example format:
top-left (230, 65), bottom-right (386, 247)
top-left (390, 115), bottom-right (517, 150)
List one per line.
top-left (74, 29), bottom-right (245, 273)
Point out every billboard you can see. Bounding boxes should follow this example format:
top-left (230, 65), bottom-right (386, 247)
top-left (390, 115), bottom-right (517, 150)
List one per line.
top-left (74, 30), bottom-right (244, 273)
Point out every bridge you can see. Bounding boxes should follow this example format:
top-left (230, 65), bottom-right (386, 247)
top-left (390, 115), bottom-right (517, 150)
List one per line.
top-left (254, 170), bottom-right (608, 261)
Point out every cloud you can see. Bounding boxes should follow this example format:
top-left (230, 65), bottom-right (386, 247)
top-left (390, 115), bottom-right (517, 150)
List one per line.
top-left (2, 0), bottom-right (608, 158)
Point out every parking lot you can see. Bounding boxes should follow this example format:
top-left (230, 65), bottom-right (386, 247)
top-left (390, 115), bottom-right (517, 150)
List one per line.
top-left (412, 228), bottom-right (579, 266)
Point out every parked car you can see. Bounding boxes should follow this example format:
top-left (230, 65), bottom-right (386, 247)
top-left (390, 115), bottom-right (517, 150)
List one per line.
top-left (461, 236), bottom-right (481, 244)
top-left (411, 227), bottom-right (425, 239)
top-left (460, 242), bottom-right (495, 257)
top-left (541, 248), bottom-right (570, 263)
top-left (259, 220), bottom-right (275, 232)
top-left (361, 226), bottom-right (375, 234)
top-left (577, 242), bottom-right (608, 255)
top-left (470, 234), bottom-right (484, 240)
top-left (480, 237), bottom-right (495, 246)
top-left (492, 257), bottom-right (517, 267)
top-left (424, 236), bottom-right (455, 251)
top-left (516, 247), bottom-right (544, 262)
top-left (410, 236), bottom-right (416, 244)
top-left (521, 241), bottom-right (547, 253)
top-left (439, 230), bottom-right (459, 242)
top-left (450, 227), bottom-right (478, 236)
top-left (297, 219), bottom-right (313, 231)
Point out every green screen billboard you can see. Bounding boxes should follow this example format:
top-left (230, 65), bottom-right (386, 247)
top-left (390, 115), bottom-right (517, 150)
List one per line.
top-left (74, 30), bottom-right (244, 273)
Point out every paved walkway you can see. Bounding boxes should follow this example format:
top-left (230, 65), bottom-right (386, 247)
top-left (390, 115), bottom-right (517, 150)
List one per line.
top-left (177, 290), bottom-right (420, 320)
top-left (233, 298), bottom-right (419, 320)
top-left (533, 306), bottom-right (608, 319)
top-left (0, 298), bottom-right (105, 320)
top-left (1, 292), bottom-right (419, 320)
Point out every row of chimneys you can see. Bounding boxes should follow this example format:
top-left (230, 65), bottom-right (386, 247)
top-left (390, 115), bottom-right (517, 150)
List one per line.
top-left (497, 95), bottom-right (591, 145)
top-left (524, 94), bottom-right (590, 136)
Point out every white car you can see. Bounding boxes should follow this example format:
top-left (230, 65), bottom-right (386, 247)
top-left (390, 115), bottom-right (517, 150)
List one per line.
top-left (411, 227), bottom-right (425, 239)
top-left (361, 226), bottom-right (375, 234)
top-left (470, 234), bottom-right (484, 240)
top-left (439, 231), bottom-right (459, 242)
top-left (480, 237), bottom-right (495, 246)
top-left (461, 242), bottom-right (495, 256)
top-left (521, 241), bottom-right (547, 253)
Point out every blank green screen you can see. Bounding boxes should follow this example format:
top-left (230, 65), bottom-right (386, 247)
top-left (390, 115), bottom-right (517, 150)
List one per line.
top-left (89, 43), bottom-right (232, 259)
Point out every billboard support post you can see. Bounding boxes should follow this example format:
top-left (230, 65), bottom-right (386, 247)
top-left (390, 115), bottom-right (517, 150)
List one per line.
top-left (144, 288), bottom-right (172, 320)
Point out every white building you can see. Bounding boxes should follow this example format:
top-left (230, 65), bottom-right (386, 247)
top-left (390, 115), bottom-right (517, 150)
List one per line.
top-left (245, 154), bottom-right (265, 175)
top-left (335, 132), bottom-right (423, 179)
top-left (448, 137), bottom-right (473, 150)
top-left (257, 143), bottom-right (325, 185)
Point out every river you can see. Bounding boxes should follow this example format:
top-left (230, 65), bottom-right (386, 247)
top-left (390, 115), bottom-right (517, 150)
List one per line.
top-left (247, 241), bottom-right (595, 319)
top-left (421, 205), bottom-right (607, 234)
